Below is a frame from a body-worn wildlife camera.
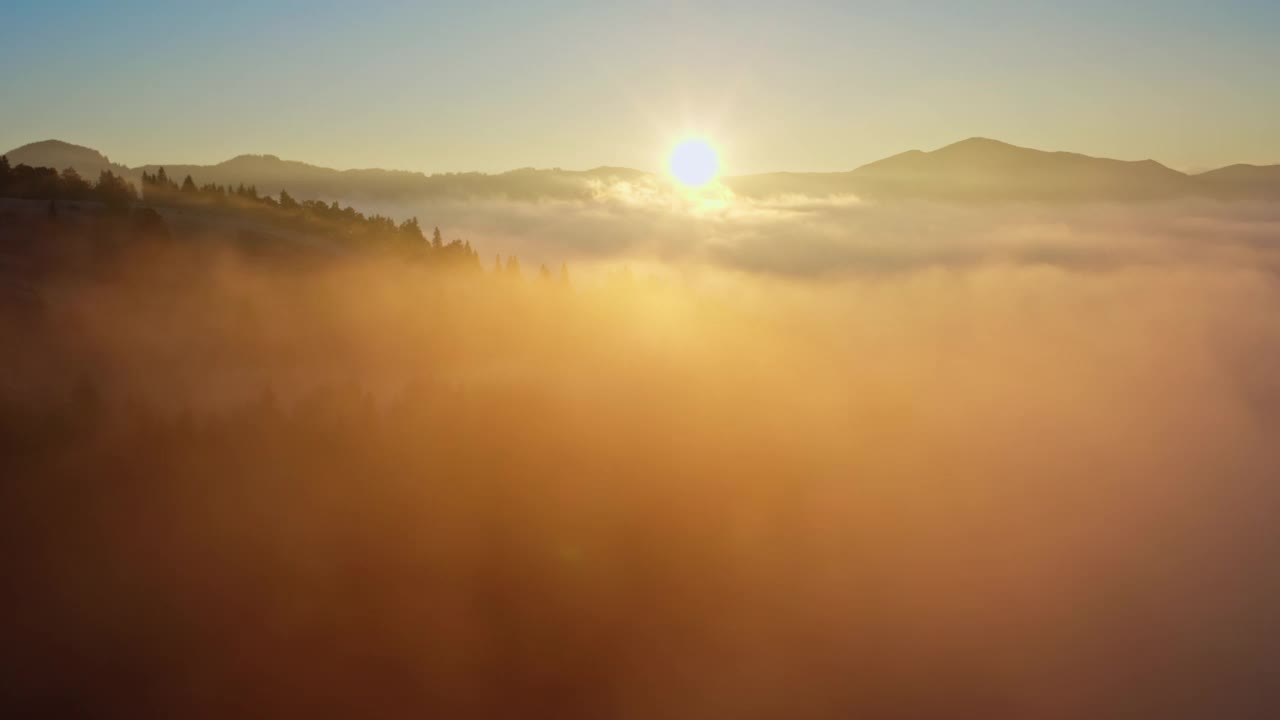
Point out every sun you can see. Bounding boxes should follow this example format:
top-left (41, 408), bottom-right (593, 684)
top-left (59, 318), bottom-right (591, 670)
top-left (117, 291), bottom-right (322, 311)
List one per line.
top-left (669, 138), bottom-right (720, 188)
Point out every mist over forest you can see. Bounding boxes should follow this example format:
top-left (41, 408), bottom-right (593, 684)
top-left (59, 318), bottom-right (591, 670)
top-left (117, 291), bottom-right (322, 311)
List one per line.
top-left (4, 136), bottom-right (1280, 718)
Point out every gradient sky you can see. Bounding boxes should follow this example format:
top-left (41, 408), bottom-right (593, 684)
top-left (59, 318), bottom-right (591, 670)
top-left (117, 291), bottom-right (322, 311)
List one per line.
top-left (2, 1), bottom-right (1278, 174)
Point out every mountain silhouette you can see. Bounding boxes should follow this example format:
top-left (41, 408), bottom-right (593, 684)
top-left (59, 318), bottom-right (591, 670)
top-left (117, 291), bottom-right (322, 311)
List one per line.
top-left (130, 154), bottom-right (649, 202)
top-left (850, 137), bottom-right (1192, 200)
top-left (4, 140), bottom-right (135, 181)
top-left (1195, 163), bottom-right (1280, 199)
top-left (5, 138), bottom-right (1278, 204)
top-left (726, 138), bottom-right (1213, 201)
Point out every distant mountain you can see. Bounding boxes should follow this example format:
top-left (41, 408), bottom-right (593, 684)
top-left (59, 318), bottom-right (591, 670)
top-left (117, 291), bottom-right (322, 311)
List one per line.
top-left (852, 137), bottom-right (1192, 200)
top-left (3, 142), bottom-right (648, 203)
top-left (132, 156), bottom-right (649, 203)
top-left (1194, 164), bottom-right (1280, 199)
top-left (135, 154), bottom-right (427, 202)
top-left (726, 138), bottom-right (1204, 202)
top-left (5, 137), bottom-right (1278, 203)
top-left (3, 140), bottom-right (135, 182)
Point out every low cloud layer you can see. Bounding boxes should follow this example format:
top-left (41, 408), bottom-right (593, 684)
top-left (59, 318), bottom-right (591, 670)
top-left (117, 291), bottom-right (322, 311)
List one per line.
top-left (6, 184), bottom-right (1280, 717)
top-left (362, 179), bottom-right (1280, 282)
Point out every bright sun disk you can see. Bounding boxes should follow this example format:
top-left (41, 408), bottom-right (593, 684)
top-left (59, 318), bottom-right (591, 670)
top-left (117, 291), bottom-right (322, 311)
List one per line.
top-left (669, 138), bottom-right (720, 188)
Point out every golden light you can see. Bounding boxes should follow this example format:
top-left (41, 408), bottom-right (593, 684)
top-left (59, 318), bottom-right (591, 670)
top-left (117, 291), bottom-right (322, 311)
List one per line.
top-left (668, 138), bottom-right (720, 188)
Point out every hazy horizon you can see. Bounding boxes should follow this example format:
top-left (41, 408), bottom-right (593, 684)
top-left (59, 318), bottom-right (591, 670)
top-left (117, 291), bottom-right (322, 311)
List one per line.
top-left (10, 133), bottom-right (1280, 177)
top-left (4, 2), bottom-right (1280, 174)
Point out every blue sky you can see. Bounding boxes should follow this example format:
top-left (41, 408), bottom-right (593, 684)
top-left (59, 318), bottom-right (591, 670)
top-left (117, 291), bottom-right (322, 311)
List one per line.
top-left (2, 1), bottom-right (1277, 173)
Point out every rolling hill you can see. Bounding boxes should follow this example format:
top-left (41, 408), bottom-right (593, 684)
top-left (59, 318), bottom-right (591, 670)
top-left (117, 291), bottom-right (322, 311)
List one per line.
top-left (4, 140), bottom-right (137, 183)
top-left (724, 138), bottom-right (1216, 201)
top-left (1195, 164), bottom-right (1280, 199)
top-left (5, 137), bottom-right (1279, 204)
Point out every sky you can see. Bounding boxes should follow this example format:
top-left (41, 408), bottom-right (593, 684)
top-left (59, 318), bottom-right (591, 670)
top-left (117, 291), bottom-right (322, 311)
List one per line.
top-left (2, 0), bottom-right (1278, 174)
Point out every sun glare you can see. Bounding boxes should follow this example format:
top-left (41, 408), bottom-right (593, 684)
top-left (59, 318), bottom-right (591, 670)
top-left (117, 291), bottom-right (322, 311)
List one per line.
top-left (669, 138), bottom-right (720, 188)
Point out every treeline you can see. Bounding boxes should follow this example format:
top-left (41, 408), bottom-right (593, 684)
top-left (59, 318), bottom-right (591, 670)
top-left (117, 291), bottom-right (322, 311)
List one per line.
top-left (1, 156), bottom-right (566, 273)
top-left (137, 166), bottom-right (485, 266)
top-left (0, 155), bottom-right (137, 207)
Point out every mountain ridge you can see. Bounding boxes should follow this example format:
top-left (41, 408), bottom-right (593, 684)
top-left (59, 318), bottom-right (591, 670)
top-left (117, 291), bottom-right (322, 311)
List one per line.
top-left (4, 139), bottom-right (135, 181)
top-left (5, 137), bottom-right (1278, 203)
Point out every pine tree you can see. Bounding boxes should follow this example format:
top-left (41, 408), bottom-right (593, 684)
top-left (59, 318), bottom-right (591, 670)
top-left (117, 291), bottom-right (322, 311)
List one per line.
top-left (432, 226), bottom-right (444, 250)
top-left (399, 216), bottom-right (424, 243)
top-left (94, 170), bottom-right (136, 209)
top-left (60, 167), bottom-right (90, 200)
